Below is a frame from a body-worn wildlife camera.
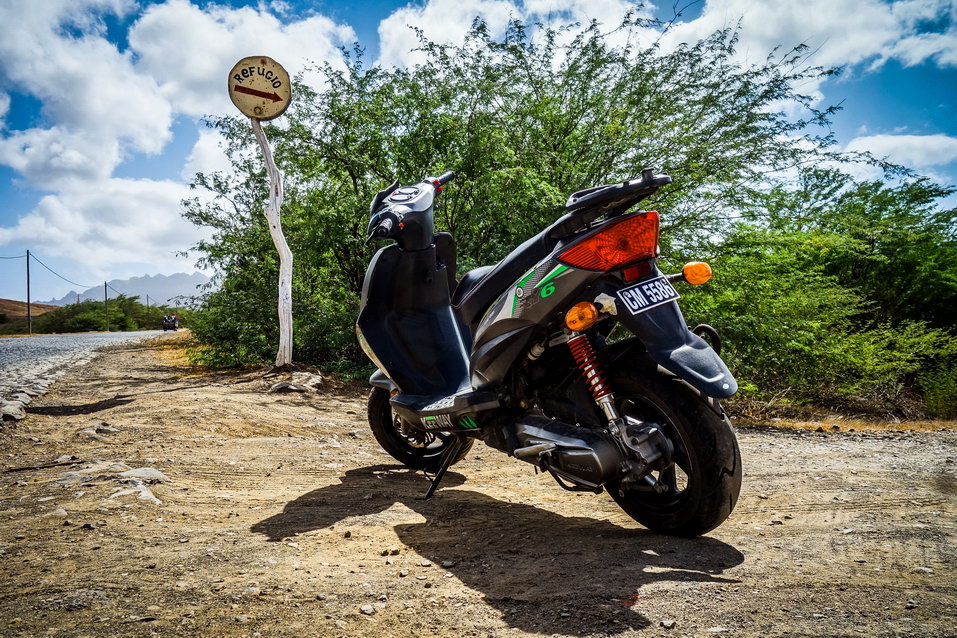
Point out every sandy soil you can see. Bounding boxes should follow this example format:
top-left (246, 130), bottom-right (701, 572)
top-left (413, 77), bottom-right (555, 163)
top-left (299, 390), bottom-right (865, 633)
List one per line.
top-left (0, 335), bottom-right (955, 637)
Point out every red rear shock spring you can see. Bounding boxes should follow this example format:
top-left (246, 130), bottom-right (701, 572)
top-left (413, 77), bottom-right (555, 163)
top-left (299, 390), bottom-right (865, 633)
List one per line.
top-left (567, 334), bottom-right (612, 402)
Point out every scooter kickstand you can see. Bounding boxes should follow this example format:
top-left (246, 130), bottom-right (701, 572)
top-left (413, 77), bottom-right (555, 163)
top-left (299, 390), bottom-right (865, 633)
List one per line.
top-left (419, 436), bottom-right (464, 500)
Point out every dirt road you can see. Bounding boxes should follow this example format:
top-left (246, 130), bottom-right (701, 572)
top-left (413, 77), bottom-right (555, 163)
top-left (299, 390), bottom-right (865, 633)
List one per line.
top-left (1, 335), bottom-right (954, 637)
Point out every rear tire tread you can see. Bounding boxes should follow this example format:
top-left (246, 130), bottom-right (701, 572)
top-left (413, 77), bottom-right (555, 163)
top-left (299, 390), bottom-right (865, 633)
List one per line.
top-left (606, 359), bottom-right (742, 537)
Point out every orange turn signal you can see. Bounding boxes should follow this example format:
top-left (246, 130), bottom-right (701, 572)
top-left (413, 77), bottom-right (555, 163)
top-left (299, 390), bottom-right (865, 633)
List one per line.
top-left (682, 261), bottom-right (712, 285)
top-left (565, 302), bottom-right (599, 332)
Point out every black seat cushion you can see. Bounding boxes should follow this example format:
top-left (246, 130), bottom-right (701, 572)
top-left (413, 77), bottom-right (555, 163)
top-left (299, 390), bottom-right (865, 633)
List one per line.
top-left (451, 265), bottom-right (494, 307)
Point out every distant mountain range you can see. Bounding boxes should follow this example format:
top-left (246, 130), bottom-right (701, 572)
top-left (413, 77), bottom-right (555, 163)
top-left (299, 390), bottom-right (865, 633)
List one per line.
top-left (38, 272), bottom-right (211, 307)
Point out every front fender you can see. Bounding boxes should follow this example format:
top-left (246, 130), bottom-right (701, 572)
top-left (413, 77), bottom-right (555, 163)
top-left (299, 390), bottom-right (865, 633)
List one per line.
top-left (369, 369), bottom-right (397, 393)
top-left (610, 300), bottom-right (737, 398)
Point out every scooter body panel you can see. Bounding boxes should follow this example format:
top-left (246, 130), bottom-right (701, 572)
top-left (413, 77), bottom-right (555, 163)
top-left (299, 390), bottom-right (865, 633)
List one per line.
top-left (357, 244), bottom-right (470, 396)
top-left (470, 256), bottom-right (599, 389)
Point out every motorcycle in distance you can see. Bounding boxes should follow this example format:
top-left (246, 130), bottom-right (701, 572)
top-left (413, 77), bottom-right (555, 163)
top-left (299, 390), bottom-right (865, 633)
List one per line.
top-left (357, 169), bottom-right (741, 536)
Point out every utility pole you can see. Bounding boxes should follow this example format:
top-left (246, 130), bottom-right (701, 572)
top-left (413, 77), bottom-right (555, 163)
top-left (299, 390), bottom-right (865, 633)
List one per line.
top-left (26, 249), bottom-right (32, 335)
top-left (104, 282), bottom-right (109, 332)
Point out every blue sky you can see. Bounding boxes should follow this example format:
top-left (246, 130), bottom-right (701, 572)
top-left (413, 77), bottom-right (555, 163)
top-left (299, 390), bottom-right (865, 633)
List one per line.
top-left (0, 0), bottom-right (955, 302)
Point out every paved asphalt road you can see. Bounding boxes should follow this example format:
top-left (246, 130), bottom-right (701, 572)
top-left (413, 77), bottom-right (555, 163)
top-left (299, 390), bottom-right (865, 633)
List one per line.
top-left (0, 331), bottom-right (163, 399)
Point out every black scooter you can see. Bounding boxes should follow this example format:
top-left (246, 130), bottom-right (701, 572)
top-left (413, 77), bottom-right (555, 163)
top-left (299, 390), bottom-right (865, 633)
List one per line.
top-left (357, 170), bottom-right (741, 536)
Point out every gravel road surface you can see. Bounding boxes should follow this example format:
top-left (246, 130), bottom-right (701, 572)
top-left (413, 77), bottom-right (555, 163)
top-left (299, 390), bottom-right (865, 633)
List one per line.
top-left (0, 331), bottom-right (162, 400)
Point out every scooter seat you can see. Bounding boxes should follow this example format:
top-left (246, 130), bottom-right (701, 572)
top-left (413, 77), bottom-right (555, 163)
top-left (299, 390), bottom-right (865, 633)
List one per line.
top-left (391, 390), bottom-right (499, 429)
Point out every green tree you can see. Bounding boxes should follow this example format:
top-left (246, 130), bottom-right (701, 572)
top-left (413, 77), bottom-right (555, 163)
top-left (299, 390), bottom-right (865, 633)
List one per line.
top-left (183, 17), bottom-right (842, 368)
top-left (679, 222), bottom-right (957, 404)
top-left (676, 172), bottom-right (957, 408)
top-left (742, 169), bottom-right (957, 327)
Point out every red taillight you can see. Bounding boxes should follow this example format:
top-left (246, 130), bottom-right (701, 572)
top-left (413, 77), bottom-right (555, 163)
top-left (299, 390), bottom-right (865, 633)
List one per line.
top-left (622, 260), bottom-right (653, 282)
top-left (557, 211), bottom-right (659, 272)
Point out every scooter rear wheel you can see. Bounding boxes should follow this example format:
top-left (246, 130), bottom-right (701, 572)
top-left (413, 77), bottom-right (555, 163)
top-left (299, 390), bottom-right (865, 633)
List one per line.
top-left (605, 362), bottom-right (742, 537)
top-left (367, 387), bottom-right (472, 472)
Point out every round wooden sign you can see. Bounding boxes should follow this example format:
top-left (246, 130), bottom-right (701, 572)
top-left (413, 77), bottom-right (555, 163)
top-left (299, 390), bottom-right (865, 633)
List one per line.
top-left (227, 56), bottom-right (291, 120)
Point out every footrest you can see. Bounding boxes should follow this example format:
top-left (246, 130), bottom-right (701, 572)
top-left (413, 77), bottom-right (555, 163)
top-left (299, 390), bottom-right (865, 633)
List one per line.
top-left (391, 390), bottom-right (499, 430)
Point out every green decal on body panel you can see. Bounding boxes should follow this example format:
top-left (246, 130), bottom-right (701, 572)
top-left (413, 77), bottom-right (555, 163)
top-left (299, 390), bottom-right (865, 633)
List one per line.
top-left (511, 263), bottom-right (568, 317)
top-left (517, 267), bottom-right (536, 288)
top-left (535, 264), bottom-right (567, 298)
top-left (534, 264), bottom-right (569, 289)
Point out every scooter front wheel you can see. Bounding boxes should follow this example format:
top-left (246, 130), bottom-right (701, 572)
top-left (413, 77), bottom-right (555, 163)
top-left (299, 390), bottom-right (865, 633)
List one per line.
top-left (367, 387), bottom-right (472, 472)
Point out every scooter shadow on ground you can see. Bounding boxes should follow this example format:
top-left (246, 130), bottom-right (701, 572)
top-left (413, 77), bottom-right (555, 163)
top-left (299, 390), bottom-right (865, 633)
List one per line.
top-left (251, 465), bottom-right (744, 636)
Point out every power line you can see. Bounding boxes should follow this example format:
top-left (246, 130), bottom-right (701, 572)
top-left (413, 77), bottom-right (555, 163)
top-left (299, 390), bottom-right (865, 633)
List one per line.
top-left (10, 249), bottom-right (163, 309)
top-left (27, 252), bottom-right (96, 289)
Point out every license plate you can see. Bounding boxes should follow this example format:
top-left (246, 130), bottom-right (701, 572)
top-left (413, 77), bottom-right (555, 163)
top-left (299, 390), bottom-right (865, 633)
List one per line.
top-left (617, 275), bottom-right (680, 315)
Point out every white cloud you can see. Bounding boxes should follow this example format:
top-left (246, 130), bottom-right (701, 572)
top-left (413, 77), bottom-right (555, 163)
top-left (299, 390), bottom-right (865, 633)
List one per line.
top-left (659, 0), bottom-right (957, 72)
top-left (0, 126), bottom-right (120, 185)
top-left (527, 0), bottom-right (658, 53)
top-left (129, 0), bottom-right (356, 118)
top-left (182, 129), bottom-right (232, 180)
top-left (378, 0), bottom-right (520, 67)
top-left (886, 30), bottom-right (957, 66)
top-left (0, 0), bottom-right (353, 280)
top-left (376, 0), bottom-right (956, 85)
top-left (846, 133), bottom-right (957, 170)
top-left (0, 0), bottom-right (171, 186)
top-left (377, 0), bottom-right (670, 69)
top-left (525, 0), bottom-right (648, 27)
top-left (663, 0), bottom-right (898, 68)
top-left (377, 0), bottom-right (657, 67)
top-left (0, 91), bottom-right (9, 131)
top-left (0, 177), bottom-right (209, 275)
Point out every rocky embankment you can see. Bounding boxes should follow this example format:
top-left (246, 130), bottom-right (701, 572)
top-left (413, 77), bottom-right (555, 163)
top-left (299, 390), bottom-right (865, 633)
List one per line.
top-left (0, 331), bottom-right (161, 422)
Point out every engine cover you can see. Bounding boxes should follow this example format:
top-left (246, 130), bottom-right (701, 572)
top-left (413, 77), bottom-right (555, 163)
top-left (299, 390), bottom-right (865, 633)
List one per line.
top-left (487, 416), bottom-right (624, 489)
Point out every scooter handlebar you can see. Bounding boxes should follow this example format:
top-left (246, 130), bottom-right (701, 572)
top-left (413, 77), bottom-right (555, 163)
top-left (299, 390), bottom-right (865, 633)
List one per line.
top-left (364, 214), bottom-right (395, 245)
top-left (434, 171), bottom-right (455, 186)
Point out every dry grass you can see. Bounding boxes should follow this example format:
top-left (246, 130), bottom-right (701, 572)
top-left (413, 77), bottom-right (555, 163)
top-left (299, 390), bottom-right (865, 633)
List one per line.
top-left (0, 298), bottom-right (58, 318)
top-left (147, 331), bottom-right (208, 376)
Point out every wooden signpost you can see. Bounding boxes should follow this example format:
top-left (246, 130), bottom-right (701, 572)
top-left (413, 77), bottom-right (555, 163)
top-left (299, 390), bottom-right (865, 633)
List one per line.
top-left (228, 56), bottom-right (294, 367)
